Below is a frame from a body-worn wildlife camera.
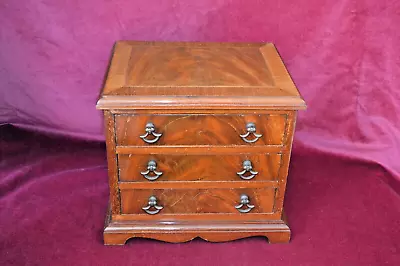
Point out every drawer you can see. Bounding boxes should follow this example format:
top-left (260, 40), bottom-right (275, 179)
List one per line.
top-left (120, 188), bottom-right (276, 215)
top-left (118, 153), bottom-right (282, 182)
top-left (115, 114), bottom-right (288, 146)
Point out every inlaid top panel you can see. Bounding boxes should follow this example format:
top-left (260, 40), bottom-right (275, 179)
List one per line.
top-left (126, 45), bottom-right (273, 87)
top-left (97, 41), bottom-right (306, 109)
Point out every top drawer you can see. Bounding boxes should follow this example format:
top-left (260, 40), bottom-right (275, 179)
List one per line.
top-left (115, 114), bottom-right (288, 146)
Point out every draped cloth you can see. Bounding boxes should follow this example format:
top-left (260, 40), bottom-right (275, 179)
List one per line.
top-left (1, 1), bottom-right (399, 265)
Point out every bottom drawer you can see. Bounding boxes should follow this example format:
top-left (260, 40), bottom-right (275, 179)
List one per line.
top-left (120, 188), bottom-right (276, 215)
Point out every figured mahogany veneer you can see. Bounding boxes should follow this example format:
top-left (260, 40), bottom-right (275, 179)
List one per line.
top-left (118, 153), bottom-right (283, 182)
top-left (97, 41), bottom-right (306, 245)
top-left (115, 114), bottom-right (288, 146)
top-left (120, 188), bottom-right (276, 215)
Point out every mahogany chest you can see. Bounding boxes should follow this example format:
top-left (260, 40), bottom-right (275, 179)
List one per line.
top-left (96, 41), bottom-right (306, 245)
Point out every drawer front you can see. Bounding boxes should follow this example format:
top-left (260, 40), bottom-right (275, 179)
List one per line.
top-left (118, 153), bottom-right (282, 182)
top-left (115, 114), bottom-right (287, 146)
top-left (120, 188), bottom-right (276, 215)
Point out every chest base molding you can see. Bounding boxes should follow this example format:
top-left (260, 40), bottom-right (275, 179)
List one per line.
top-left (103, 207), bottom-right (291, 244)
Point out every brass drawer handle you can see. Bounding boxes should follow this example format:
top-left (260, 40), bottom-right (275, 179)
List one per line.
top-left (236, 160), bottom-right (258, 180)
top-left (140, 160), bottom-right (163, 181)
top-left (140, 122), bottom-right (162, 143)
top-left (142, 196), bottom-right (163, 215)
top-left (235, 194), bottom-right (255, 213)
top-left (240, 122), bottom-right (262, 143)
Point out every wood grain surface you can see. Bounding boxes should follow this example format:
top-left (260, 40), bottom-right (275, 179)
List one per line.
top-left (96, 41), bottom-right (306, 110)
top-left (118, 153), bottom-right (282, 182)
top-left (98, 41), bottom-right (306, 244)
top-left (115, 113), bottom-right (287, 146)
top-left (125, 45), bottom-right (273, 88)
top-left (120, 188), bottom-right (276, 215)
top-left (104, 111), bottom-right (120, 214)
top-left (104, 207), bottom-right (291, 244)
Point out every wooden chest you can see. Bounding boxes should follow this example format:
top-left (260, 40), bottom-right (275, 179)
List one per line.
top-left (96, 41), bottom-right (306, 245)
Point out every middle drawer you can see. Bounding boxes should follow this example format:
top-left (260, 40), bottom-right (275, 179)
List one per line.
top-left (118, 153), bottom-right (282, 182)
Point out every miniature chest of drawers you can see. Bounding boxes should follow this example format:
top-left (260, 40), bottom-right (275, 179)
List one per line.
top-left (96, 41), bottom-right (306, 245)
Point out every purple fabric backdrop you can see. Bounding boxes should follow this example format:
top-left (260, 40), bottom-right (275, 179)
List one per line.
top-left (1, 1), bottom-right (400, 188)
top-left (1, 1), bottom-right (400, 265)
top-left (1, 0), bottom-right (400, 187)
top-left (1, 126), bottom-right (399, 266)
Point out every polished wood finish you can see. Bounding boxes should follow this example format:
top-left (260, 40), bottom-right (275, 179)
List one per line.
top-left (104, 208), bottom-right (290, 244)
top-left (115, 114), bottom-right (287, 146)
top-left (124, 44), bottom-right (273, 88)
top-left (104, 111), bottom-right (120, 215)
top-left (97, 41), bottom-right (306, 244)
top-left (118, 180), bottom-right (278, 190)
top-left (116, 145), bottom-right (288, 154)
top-left (112, 211), bottom-right (282, 222)
top-left (120, 188), bottom-right (276, 214)
top-left (97, 41), bottom-right (306, 110)
top-left (118, 153), bottom-right (282, 182)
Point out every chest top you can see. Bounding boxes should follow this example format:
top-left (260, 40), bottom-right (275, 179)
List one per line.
top-left (96, 41), bottom-right (306, 110)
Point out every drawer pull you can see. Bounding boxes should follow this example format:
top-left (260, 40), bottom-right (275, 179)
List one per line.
top-left (235, 194), bottom-right (255, 213)
top-left (140, 122), bottom-right (162, 144)
top-left (140, 160), bottom-right (163, 181)
top-left (142, 196), bottom-right (163, 215)
top-left (240, 122), bottom-right (262, 143)
top-left (236, 160), bottom-right (258, 180)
